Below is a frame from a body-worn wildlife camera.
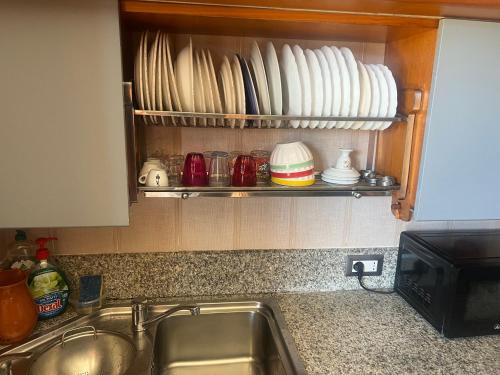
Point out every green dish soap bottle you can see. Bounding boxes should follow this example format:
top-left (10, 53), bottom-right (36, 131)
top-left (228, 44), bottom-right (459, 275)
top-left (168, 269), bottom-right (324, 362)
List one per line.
top-left (28, 237), bottom-right (69, 320)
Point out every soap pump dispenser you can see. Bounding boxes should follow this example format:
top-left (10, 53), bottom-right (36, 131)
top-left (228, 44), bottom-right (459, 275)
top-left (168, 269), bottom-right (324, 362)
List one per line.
top-left (28, 237), bottom-right (69, 319)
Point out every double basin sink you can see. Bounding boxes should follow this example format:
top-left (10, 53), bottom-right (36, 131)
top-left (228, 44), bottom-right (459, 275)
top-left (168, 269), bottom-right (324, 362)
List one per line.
top-left (0, 299), bottom-right (306, 375)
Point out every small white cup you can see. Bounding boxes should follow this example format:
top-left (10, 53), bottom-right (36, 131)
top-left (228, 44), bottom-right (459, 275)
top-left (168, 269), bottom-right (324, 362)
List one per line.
top-left (145, 169), bottom-right (168, 187)
top-left (138, 161), bottom-right (164, 184)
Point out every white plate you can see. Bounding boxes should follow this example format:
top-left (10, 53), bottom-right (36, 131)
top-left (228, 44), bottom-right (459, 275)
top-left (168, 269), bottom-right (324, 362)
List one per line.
top-left (175, 37), bottom-right (194, 114)
top-left (340, 47), bottom-right (360, 129)
top-left (155, 33), bottom-right (165, 125)
top-left (265, 42), bottom-right (282, 128)
top-left (159, 33), bottom-right (176, 125)
top-left (250, 41), bottom-right (272, 125)
top-left (231, 55), bottom-right (246, 129)
top-left (370, 64), bottom-right (389, 130)
top-left (200, 49), bottom-right (216, 126)
top-left (321, 177), bottom-right (359, 185)
top-left (331, 46), bottom-right (350, 128)
top-left (379, 64), bottom-right (397, 130)
top-left (304, 49), bottom-right (323, 129)
top-left (148, 31), bottom-right (161, 113)
top-left (142, 31), bottom-right (151, 112)
top-left (352, 61), bottom-right (371, 130)
top-left (320, 46), bottom-right (341, 129)
top-left (134, 33), bottom-right (144, 110)
top-left (361, 64), bottom-right (380, 130)
top-left (279, 44), bottom-right (301, 129)
top-left (165, 34), bottom-right (183, 113)
top-left (194, 50), bottom-right (207, 126)
top-left (322, 167), bottom-right (360, 179)
top-left (314, 49), bottom-right (332, 129)
top-left (292, 45), bottom-right (311, 128)
top-left (206, 48), bottom-right (223, 126)
top-left (219, 56), bottom-right (236, 128)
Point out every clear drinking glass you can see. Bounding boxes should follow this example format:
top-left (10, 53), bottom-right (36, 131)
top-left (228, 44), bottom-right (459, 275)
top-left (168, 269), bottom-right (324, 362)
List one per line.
top-left (208, 151), bottom-right (230, 187)
top-left (166, 155), bottom-right (184, 187)
top-left (203, 151), bottom-right (215, 174)
top-left (250, 150), bottom-right (271, 185)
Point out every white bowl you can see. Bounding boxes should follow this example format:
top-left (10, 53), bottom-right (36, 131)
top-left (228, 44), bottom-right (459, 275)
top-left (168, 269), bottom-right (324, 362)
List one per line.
top-left (270, 141), bottom-right (313, 167)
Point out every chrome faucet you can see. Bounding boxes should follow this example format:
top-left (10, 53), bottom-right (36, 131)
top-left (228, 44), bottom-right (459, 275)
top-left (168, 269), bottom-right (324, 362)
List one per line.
top-left (132, 297), bottom-right (200, 332)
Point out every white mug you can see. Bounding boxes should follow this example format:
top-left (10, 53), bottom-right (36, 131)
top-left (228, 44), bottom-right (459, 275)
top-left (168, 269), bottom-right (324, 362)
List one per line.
top-left (145, 169), bottom-right (168, 187)
top-left (138, 160), bottom-right (164, 184)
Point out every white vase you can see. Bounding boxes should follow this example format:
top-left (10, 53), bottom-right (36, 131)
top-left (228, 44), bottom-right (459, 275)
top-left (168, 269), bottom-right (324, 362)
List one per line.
top-left (335, 148), bottom-right (353, 170)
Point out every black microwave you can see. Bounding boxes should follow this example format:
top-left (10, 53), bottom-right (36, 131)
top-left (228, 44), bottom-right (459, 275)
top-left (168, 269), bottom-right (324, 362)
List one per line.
top-left (396, 230), bottom-right (500, 338)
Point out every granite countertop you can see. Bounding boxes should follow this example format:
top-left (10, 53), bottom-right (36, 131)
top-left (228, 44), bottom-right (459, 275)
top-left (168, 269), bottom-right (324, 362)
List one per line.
top-left (29, 291), bottom-right (500, 374)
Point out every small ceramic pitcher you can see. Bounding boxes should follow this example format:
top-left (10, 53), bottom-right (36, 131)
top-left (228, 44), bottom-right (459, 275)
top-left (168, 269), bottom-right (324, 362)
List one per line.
top-left (335, 148), bottom-right (353, 170)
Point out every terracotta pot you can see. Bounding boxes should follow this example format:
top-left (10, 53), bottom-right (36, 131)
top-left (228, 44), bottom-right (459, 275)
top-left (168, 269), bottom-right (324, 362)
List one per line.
top-left (0, 269), bottom-right (38, 344)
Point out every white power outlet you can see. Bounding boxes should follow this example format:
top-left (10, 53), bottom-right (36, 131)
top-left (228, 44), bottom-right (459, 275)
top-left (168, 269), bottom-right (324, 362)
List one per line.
top-left (351, 260), bottom-right (379, 273)
top-left (345, 255), bottom-right (384, 276)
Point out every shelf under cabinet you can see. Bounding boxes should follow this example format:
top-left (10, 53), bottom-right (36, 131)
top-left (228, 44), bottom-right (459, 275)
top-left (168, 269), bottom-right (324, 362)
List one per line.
top-left (139, 180), bottom-right (399, 198)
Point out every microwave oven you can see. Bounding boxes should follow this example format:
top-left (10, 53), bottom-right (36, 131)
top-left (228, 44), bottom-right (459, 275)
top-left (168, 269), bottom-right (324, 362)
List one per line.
top-left (395, 230), bottom-right (500, 338)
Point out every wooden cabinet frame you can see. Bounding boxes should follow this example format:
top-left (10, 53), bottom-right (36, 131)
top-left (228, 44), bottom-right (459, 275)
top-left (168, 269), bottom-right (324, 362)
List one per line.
top-left (119, 0), bottom-right (446, 221)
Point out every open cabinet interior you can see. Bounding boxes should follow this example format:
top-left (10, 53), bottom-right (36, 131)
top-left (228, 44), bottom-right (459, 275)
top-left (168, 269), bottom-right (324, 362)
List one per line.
top-left (119, 0), bottom-right (438, 220)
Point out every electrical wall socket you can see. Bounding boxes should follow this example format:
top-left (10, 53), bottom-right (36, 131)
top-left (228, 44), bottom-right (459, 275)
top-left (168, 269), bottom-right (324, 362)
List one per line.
top-left (345, 254), bottom-right (384, 276)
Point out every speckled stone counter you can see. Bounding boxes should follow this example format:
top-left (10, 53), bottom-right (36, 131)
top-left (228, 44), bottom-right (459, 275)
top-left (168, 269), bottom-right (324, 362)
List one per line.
top-left (28, 291), bottom-right (500, 375)
top-left (275, 291), bottom-right (500, 375)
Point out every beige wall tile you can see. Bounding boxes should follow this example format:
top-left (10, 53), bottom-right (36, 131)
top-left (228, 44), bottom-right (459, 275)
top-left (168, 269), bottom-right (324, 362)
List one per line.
top-left (53, 227), bottom-right (116, 255)
top-left (238, 197), bottom-right (292, 249)
top-left (179, 198), bottom-right (235, 250)
top-left (116, 196), bottom-right (178, 252)
top-left (347, 196), bottom-right (400, 247)
top-left (292, 197), bottom-right (349, 249)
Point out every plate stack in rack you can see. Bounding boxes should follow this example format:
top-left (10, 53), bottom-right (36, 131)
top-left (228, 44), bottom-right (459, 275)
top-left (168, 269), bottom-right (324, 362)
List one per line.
top-left (134, 31), bottom-right (398, 130)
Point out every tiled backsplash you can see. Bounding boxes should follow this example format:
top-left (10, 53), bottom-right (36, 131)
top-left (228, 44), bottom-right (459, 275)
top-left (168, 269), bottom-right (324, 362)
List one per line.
top-left (55, 247), bottom-right (398, 299)
top-left (1, 196), bottom-right (500, 256)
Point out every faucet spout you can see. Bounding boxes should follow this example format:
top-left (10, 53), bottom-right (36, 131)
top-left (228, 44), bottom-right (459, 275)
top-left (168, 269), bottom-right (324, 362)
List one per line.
top-left (132, 297), bottom-right (200, 332)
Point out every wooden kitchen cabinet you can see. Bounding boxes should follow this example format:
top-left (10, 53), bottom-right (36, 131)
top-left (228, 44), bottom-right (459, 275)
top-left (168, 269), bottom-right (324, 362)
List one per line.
top-left (0, 0), bottom-right (129, 228)
top-left (119, 0), bottom-right (439, 219)
top-left (414, 19), bottom-right (500, 220)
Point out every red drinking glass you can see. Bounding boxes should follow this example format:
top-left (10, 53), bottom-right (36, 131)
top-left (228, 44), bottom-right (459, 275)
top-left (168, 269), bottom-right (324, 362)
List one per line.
top-left (231, 155), bottom-right (257, 187)
top-left (182, 152), bottom-right (208, 186)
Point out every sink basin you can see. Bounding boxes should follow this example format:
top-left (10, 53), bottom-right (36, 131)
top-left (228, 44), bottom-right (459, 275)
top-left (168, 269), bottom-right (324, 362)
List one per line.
top-left (0, 299), bottom-right (305, 375)
top-left (29, 327), bottom-right (136, 375)
top-left (151, 302), bottom-right (298, 375)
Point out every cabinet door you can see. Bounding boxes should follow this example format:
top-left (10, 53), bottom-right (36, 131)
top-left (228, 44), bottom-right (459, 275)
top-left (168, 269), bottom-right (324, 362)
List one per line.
top-left (414, 19), bottom-right (500, 221)
top-left (0, 0), bottom-right (129, 227)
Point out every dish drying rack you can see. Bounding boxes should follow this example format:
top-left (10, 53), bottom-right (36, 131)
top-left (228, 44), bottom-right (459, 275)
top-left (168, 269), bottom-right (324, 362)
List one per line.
top-left (123, 83), bottom-right (424, 200)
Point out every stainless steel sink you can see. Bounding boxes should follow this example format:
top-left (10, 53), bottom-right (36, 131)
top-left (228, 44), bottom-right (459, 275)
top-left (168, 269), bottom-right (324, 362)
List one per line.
top-left (0, 299), bottom-right (306, 375)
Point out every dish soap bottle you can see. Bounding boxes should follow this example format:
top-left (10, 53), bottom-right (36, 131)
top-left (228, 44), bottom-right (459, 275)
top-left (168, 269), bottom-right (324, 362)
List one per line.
top-left (28, 237), bottom-right (69, 320)
top-left (1, 230), bottom-right (37, 272)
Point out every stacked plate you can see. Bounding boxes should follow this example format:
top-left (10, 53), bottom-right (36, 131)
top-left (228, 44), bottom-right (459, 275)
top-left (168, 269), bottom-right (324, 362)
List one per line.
top-left (134, 31), bottom-right (398, 130)
top-left (270, 142), bottom-right (315, 186)
top-left (321, 168), bottom-right (360, 185)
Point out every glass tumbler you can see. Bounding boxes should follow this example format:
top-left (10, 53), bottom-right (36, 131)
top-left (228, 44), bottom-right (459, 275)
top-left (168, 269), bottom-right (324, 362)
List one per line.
top-left (250, 150), bottom-right (271, 185)
top-left (232, 155), bottom-right (257, 187)
top-left (209, 152), bottom-right (230, 187)
top-left (166, 155), bottom-right (184, 187)
top-left (203, 151), bottom-right (215, 174)
top-left (182, 153), bottom-right (208, 186)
